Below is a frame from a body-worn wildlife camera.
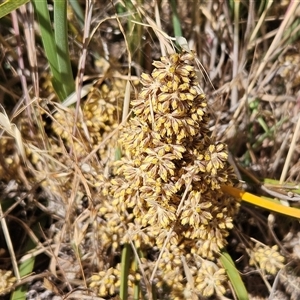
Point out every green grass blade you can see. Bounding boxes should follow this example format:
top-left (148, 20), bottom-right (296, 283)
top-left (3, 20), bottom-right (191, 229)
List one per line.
top-left (69, 0), bottom-right (85, 29)
top-left (32, 0), bottom-right (63, 99)
top-left (32, 0), bottom-right (74, 101)
top-left (10, 220), bottom-right (47, 300)
top-left (120, 243), bottom-right (132, 300)
top-left (133, 252), bottom-right (141, 300)
top-left (54, 0), bottom-right (75, 98)
top-left (169, 0), bottom-right (182, 39)
top-left (121, 0), bottom-right (143, 66)
top-left (283, 17), bottom-right (300, 45)
top-left (258, 0), bottom-right (268, 16)
top-left (220, 248), bottom-right (249, 300)
top-left (32, 0), bottom-right (58, 69)
top-left (0, 0), bottom-right (29, 19)
top-left (10, 257), bottom-right (35, 300)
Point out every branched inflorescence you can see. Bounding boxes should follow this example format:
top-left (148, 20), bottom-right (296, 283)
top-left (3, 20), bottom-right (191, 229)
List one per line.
top-left (92, 51), bottom-right (240, 298)
top-left (249, 243), bottom-right (285, 275)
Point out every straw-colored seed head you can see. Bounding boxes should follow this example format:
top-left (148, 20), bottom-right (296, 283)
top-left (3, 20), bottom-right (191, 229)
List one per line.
top-left (97, 50), bottom-right (240, 298)
top-left (249, 243), bottom-right (285, 274)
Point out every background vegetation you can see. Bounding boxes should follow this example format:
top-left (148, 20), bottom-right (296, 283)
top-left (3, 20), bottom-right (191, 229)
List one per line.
top-left (0, 0), bottom-right (299, 299)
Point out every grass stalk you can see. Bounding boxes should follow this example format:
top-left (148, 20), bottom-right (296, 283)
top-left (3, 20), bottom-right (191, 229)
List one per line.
top-left (133, 253), bottom-right (140, 300)
top-left (32, 0), bottom-right (75, 101)
top-left (169, 0), bottom-right (182, 39)
top-left (121, 0), bottom-right (144, 67)
top-left (53, 0), bottom-right (75, 98)
top-left (0, 203), bottom-right (20, 283)
top-left (231, 0), bottom-right (239, 108)
top-left (120, 243), bottom-right (132, 300)
top-left (69, 0), bottom-right (85, 29)
top-left (279, 113), bottom-right (300, 184)
top-left (220, 248), bottom-right (249, 300)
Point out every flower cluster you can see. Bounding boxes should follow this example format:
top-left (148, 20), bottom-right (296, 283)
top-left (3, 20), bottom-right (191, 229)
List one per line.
top-left (249, 243), bottom-right (285, 275)
top-left (89, 266), bottom-right (121, 297)
top-left (111, 51), bottom-right (238, 254)
top-left (51, 82), bottom-right (123, 189)
top-left (0, 270), bottom-right (16, 295)
top-left (52, 83), bottom-right (122, 160)
top-left (93, 50), bottom-right (240, 298)
top-left (195, 260), bottom-right (227, 297)
top-left (89, 263), bottom-right (142, 297)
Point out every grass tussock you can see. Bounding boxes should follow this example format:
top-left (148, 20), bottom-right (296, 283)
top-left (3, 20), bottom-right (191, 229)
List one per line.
top-left (0, 1), bottom-right (300, 299)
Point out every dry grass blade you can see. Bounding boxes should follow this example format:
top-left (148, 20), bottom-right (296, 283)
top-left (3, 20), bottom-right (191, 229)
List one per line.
top-left (18, 3), bottom-right (39, 97)
top-left (0, 107), bottom-right (25, 162)
top-left (0, 204), bottom-right (20, 282)
top-left (136, 5), bottom-right (175, 54)
top-left (249, 0), bottom-right (273, 45)
top-left (280, 113), bottom-right (300, 184)
top-left (73, 0), bottom-right (94, 136)
top-left (232, 1), bottom-right (300, 123)
top-left (231, 0), bottom-right (240, 109)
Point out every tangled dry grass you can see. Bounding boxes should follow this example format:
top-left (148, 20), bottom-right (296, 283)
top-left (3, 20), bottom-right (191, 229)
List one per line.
top-left (0, 1), bottom-right (300, 299)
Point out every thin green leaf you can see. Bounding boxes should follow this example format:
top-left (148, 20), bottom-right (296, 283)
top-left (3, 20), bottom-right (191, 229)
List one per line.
top-left (54, 0), bottom-right (75, 98)
top-left (220, 248), bottom-right (249, 300)
top-left (0, 0), bottom-right (29, 19)
top-left (69, 0), bottom-right (85, 29)
top-left (32, 0), bottom-right (74, 101)
top-left (120, 243), bottom-right (132, 300)
top-left (133, 251), bottom-right (141, 300)
top-left (10, 220), bottom-right (47, 300)
top-left (32, 0), bottom-right (63, 99)
top-left (122, 0), bottom-right (144, 66)
top-left (169, 0), bottom-right (182, 40)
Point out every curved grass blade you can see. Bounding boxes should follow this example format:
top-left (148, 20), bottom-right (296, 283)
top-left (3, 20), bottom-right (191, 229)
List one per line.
top-left (220, 248), bottom-right (249, 300)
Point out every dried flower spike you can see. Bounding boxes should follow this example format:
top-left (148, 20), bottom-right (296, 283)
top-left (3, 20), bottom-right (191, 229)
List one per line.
top-left (94, 50), bottom-right (240, 298)
top-left (112, 50), bottom-right (239, 256)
